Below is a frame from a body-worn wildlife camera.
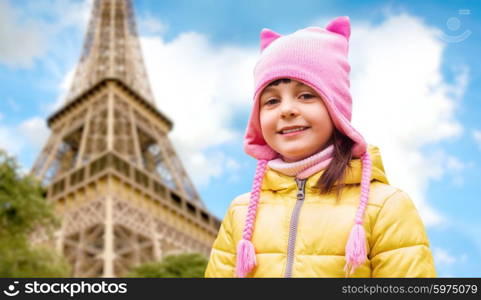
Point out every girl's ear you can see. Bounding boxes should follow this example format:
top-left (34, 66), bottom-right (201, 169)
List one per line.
top-left (326, 16), bottom-right (351, 40)
top-left (260, 28), bottom-right (282, 52)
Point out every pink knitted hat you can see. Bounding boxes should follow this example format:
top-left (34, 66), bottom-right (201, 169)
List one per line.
top-left (236, 16), bottom-right (373, 277)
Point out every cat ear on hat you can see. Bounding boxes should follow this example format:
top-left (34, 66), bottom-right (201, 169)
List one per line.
top-left (260, 28), bottom-right (282, 52)
top-left (326, 16), bottom-right (351, 40)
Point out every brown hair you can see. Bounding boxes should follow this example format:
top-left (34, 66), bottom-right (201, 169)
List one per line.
top-left (317, 128), bottom-right (354, 201)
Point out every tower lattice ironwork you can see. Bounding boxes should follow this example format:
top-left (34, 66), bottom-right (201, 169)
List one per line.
top-left (31, 0), bottom-right (220, 277)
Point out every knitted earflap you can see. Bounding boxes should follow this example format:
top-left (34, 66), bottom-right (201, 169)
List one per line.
top-left (235, 159), bottom-right (268, 278)
top-left (344, 151), bottom-right (372, 276)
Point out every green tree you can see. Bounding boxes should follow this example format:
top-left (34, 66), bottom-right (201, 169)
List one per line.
top-left (126, 253), bottom-right (208, 278)
top-left (0, 149), bottom-right (71, 277)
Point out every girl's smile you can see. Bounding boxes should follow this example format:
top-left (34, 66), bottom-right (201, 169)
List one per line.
top-left (278, 126), bottom-right (310, 137)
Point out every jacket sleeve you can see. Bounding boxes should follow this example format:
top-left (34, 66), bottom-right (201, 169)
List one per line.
top-left (370, 190), bottom-right (437, 277)
top-left (204, 204), bottom-right (237, 277)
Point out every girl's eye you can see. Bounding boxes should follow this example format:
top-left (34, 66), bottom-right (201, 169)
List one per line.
top-left (300, 93), bottom-right (315, 99)
top-left (264, 98), bottom-right (279, 106)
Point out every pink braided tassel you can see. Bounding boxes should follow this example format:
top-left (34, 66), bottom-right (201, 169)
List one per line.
top-left (236, 239), bottom-right (257, 278)
top-left (235, 160), bottom-right (268, 278)
top-left (344, 151), bottom-right (371, 277)
top-left (344, 223), bottom-right (367, 276)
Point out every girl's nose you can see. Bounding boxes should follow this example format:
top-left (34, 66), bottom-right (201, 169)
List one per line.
top-left (280, 100), bottom-right (299, 119)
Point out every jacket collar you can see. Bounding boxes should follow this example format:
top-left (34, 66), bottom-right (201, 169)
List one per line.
top-left (261, 144), bottom-right (389, 191)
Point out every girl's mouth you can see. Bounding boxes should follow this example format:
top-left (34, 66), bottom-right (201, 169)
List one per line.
top-left (278, 127), bottom-right (310, 136)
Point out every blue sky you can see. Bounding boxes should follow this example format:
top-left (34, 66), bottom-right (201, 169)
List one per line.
top-left (0, 0), bottom-right (480, 277)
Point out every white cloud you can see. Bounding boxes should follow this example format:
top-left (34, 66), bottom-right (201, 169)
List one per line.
top-left (0, 116), bottom-right (49, 166)
top-left (473, 130), bottom-right (481, 151)
top-left (432, 246), bottom-right (469, 277)
top-left (185, 151), bottom-right (225, 186)
top-left (0, 125), bottom-right (23, 155)
top-left (434, 247), bottom-right (456, 266)
top-left (0, 0), bottom-right (47, 68)
top-left (47, 66), bottom-right (77, 113)
top-left (140, 32), bottom-right (258, 186)
top-left (226, 158), bottom-right (241, 171)
top-left (445, 155), bottom-right (474, 187)
top-left (18, 117), bottom-right (50, 150)
top-left (0, 0), bottom-right (92, 69)
top-left (25, 0), bottom-right (92, 33)
top-left (446, 156), bottom-right (465, 171)
top-left (347, 14), bottom-right (468, 226)
top-left (139, 14), bottom-right (169, 36)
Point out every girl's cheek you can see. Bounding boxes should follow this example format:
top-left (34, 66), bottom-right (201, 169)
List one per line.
top-left (260, 110), bottom-right (272, 123)
top-left (264, 114), bottom-right (277, 130)
top-left (259, 117), bottom-right (269, 134)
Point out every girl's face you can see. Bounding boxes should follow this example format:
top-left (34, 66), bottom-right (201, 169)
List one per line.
top-left (259, 79), bottom-right (334, 162)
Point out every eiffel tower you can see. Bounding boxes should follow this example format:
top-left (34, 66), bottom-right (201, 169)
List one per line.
top-left (31, 0), bottom-right (221, 277)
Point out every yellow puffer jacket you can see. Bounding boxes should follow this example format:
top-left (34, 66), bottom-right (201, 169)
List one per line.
top-left (204, 145), bottom-right (436, 277)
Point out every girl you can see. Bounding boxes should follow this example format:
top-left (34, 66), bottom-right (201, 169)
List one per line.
top-left (204, 16), bottom-right (436, 278)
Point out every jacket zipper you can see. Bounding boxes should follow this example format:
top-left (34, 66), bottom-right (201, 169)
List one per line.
top-left (284, 178), bottom-right (307, 278)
